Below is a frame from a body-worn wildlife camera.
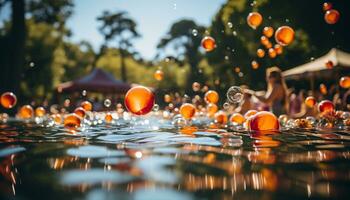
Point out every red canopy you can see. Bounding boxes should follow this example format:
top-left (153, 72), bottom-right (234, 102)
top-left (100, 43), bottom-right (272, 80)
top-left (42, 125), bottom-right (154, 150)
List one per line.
top-left (57, 68), bottom-right (131, 93)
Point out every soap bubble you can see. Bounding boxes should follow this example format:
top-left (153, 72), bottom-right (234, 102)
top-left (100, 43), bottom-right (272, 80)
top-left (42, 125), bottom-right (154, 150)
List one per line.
top-left (104, 99), bottom-right (111, 108)
top-left (226, 86), bottom-right (244, 104)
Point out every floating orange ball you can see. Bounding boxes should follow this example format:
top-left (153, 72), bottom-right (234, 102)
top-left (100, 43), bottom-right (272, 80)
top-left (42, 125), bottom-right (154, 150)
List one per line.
top-left (201, 36), bottom-right (216, 52)
top-left (324, 9), bottom-right (340, 24)
top-left (52, 114), bottom-right (62, 124)
top-left (105, 113), bottom-right (113, 123)
top-left (274, 44), bottom-right (283, 55)
top-left (325, 60), bottom-right (334, 69)
top-left (35, 107), bottom-right (46, 117)
top-left (124, 86), bottom-right (155, 115)
top-left (263, 26), bottom-right (274, 38)
top-left (320, 84), bottom-right (327, 95)
top-left (257, 49), bottom-right (265, 58)
top-left (204, 90), bottom-right (219, 104)
top-left (251, 60), bottom-right (259, 69)
top-left (192, 82), bottom-right (201, 92)
top-left (180, 103), bottom-right (196, 120)
top-left (215, 111), bottom-right (228, 124)
top-left (18, 105), bottom-right (34, 119)
top-left (275, 26), bottom-right (295, 46)
top-left (323, 2), bottom-right (333, 11)
top-left (268, 48), bottom-right (277, 58)
top-left (81, 101), bottom-right (92, 111)
top-left (260, 36), bottom-right (269, 46)
top-left (318, 100), bottom-right (334, 114)
top-left (154, 69), bottom-right (164, 81)
top-left (1, 92), bottom-right (17, 109)
top-left (74, 107), bottom-right (86, 118)
top-left (206, 103), bottom-right (218, 117)
top-left (339, 76), bottom-right (350, 88)
top-left (248, 111), bottom-right (279, 132)
top-left (247, 12), bottom-right (263, 29)
top-left (244, 110), bottom-right (258, 119)
top-left (230, 113), bottom-right (245, 124)
top-left (64, 113), bottom-right (81, 130)
top-left (305, 96), bottom-right (316, 108)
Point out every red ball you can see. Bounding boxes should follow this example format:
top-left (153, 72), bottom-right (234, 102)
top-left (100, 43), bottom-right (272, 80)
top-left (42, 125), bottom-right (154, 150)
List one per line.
top-left (318, 100), bottom-right (334, 114)
top-left (248, 111), bottom-right (279, 132)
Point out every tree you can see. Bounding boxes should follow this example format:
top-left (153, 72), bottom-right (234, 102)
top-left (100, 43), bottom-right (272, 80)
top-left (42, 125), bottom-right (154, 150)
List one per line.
top-left (157, 19), bottom-right (206, 93)
top-left (96, 11), bottom-right (140, 82)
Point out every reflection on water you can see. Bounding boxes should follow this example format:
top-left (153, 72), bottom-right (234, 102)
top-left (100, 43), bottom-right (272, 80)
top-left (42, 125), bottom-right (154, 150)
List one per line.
top-left (0, 117), bottom-right (350, 199)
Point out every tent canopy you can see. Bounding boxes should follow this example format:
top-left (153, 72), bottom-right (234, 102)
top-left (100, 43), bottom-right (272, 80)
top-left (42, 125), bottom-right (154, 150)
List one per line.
top-left (282, 48), bottom-right (350, 80)
top-left (57, 68), bottom-right (131, 93)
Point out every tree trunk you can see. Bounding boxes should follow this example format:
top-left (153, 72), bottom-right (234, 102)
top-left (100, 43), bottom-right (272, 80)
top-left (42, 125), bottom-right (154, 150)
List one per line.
top-left (92, 44), bottom-right (106, 68)
top-left (9, 0), bottom-right (26, 94)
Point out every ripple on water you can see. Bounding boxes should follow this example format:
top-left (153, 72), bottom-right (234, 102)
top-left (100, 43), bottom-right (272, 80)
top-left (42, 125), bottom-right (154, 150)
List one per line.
top-left (0, 146), bottom-right (25, 157)
top-left (60, 169), bottom-right (134, 185)
top-left (66, 145), bottom-right (125, 158)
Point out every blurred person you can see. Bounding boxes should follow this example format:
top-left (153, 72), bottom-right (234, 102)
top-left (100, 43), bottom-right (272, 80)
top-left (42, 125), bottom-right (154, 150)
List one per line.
top-left (245, 67), bottom-right (289, 116)
top-left (234, 85), bottom-right (254, 114)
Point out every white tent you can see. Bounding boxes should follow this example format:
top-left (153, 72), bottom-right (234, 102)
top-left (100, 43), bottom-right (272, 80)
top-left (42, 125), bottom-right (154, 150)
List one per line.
top-left (283, 48), bottom-right (350, 79)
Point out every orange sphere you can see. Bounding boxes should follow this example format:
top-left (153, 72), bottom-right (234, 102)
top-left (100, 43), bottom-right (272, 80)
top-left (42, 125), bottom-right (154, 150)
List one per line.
top-left (263, 26), bottom-right (274, 38)
top-left (164, 94), bottom-right (172, 103)
top-left (1, 92), bottom-right (17, 109)
top-left (268, 48), bottom-right (277, 58)
top-left (105, 113), bottom-right (113, 123)
top-left (257, 49), bottom-right (265, 58)
top-left (125, 86), bottom-right (155, 115)
top-left (248, 111), bottom-right (279, 132)
top-left (234, 67), bottom-right (240, 73)
top-left (81, 101), bottom-right (92, 111)
top-left (325, 60), bottom-right (334, 69)
top-left (324, 9), bottom-right (340, 24)
top-left (260, 36), bottom-right (270, 46)
top-left (204, 90), bottom-right (219, 104)
top-left (251, 60), bottom-right (259, 69)
top-left (323, 2), bottom-right (333, 11)
top-left (320, 84), bottom-right (327, 95)
top-left (201, 36), bottom-right (216, 52)
top-left (74, 107), bottom-right (86, 118)
top-left (180, 103), bottom-right (196, 120)
top-left (244, 110), bottom-right (258, 119)
top-left (339, 76), bottom-right (350, 88)
top-left (230, 113), bottom-right (245, 124)
top-left (215, 111), bottom-right (228, 124)
top-left (154, 69), bottom-right (164, 81)
top-left (275, 26), bottom-right (295, 46)
top-left (318, 100), bottom-right (334, 114)
top-left (192, 82), bottom-right (201, 92)
top-left (247, 12), bottom-right (263, 29)
top-left (305, 96), bottom-right (316, 108)
top-left (35, 107), bottom-right (46, 117)
top-left (64, 113), bottom-right (81, 130)
top-left (52, 114), bottom-right (62, 124)
top-left (274, 44), bottom-right (283, 55)
top-left (18, 105), bottom-right (34, 119)
top-left (206, 103), bottom-right (218, 117)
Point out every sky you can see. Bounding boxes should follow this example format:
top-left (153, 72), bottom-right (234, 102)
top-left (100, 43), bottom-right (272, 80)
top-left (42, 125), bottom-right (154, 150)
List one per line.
top-left (0, 0), bottom-right (226, 59)
top-left (67, 0), bottom-right (226, 59)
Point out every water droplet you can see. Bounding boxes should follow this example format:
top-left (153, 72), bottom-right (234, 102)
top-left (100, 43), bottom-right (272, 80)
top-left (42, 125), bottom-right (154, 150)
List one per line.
top-left (81, 90), bottom-right (87, 96)
top-left (172, 114), bottom-right (188, 128)
top-left (104, 99), bottom-right (111, 108)
top-left (227, 22), bottom-right (233, 28)
top-left (238, 72), bottom-right (243, 77)
top-left (29, 62), bottom-right (35, 68)
top-left (223, 102), bottom-right (230, 110)
top-left (192, 29), bottom-right (198, 36)
top-left (233, 31), bottom-right (237, 36)
top-left (152, 104), bottom-right (159, 112)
